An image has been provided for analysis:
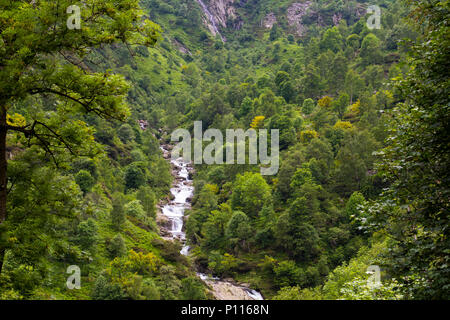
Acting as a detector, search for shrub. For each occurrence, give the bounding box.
[302,98,315,115]
[300,130,319,143]
[181,277,207,300]
[91,275,125,300]
[124,200,145,219]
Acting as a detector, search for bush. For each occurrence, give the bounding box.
[300,130,319,143]
[91,275,125,300]
[5,265,41,297]
[124,275,161,300]
[181,277,207,300]
[124,200,145,219]
[273,260,303,288]
[302,98,315,115]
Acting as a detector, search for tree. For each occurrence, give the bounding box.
[3,159,82,293]
[137,186,156,217]
[108,234,127,258]
[290,168,313,190]
[125,164,146,190]
[322,240,392,300]
[346,34,360,55]
[272,286,303,300]
[360,33,383,66]
[275,71,291,88]
[0,0,160,272]
[346,192,366,218]
[71,158,99,180]
[118,124,136,143]
[111,193,126,231]
[346,191,366,233]
[371,0,450,299]
[320,27,343,53]
[279,80,295,103]
[231,172,271,217]
[269,115,296,150]
[270,24,280,41]
[344,69,365,104]
[290,219,321,261]
[201,204,231,250]
[275,71,294,102]
[331,53,349,93]
[225,211,252,250]
[238,96,253,118]
[76,218,98,250]
[75,170,95,194]
[334,131,379,197]
[332,93,350,119]
[250,115,266,130]
[301,64,323,98]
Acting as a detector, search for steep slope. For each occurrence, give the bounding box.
[1,0,421,300]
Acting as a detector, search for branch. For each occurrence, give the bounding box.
[29,87,124,121]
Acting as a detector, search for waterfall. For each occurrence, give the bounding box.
[159,143,263,300]
[196,0,225,42]
[160,155,194,242]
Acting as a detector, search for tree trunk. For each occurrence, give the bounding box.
[0,106,7,273]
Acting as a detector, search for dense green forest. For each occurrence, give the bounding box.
[0,0,448,300]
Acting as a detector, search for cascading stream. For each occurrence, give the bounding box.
[159,145,193,243]
[159,143,263,300]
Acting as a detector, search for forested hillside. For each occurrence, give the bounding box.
[0,0,448,300]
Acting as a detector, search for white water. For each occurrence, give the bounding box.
[161,155,194,241]
[197,272,221,281]
[180,245,191,256]
[196,0,225,42]
[160,144,263,300]
[246,289,264,301]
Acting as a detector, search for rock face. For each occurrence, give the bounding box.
[262,12,277,29]
[197,274,263,300]
[194,0,366,40]
[207,0,236,28]
[203,280,254,300]
[172,39,191,56]
[333,12,343,26]
[196,0,241,40]
[287,1,313,36]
